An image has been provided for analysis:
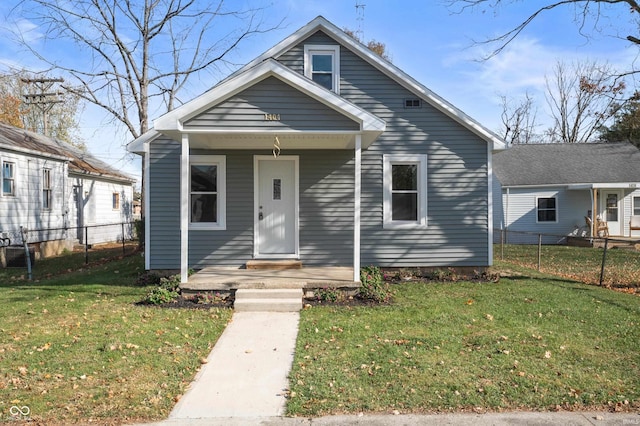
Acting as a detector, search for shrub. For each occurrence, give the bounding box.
[359,265,393,303]
[315,287,342,303]
[144,273,181,305]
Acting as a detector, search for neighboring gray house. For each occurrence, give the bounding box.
[493,142,640,244]
[127,16,505,283]
[0,122,136,259]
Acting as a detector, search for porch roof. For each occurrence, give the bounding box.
[147,59,385,151]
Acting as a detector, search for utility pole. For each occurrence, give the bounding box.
[21,77,64,136]
[355,2,366,40]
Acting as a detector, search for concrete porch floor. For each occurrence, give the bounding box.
[180,266,359,295]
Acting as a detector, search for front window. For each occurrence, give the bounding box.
[304,45,340,93]
[43,168,52,209]
[190,155,226,230]
[383,154,427,228]
[633,196,640,216]
[536,197,557,222]
[2,161,15,196]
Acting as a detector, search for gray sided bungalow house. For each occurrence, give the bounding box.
[127,16,505,283]
[493,142,640,244]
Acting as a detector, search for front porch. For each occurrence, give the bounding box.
[181,266,360,298]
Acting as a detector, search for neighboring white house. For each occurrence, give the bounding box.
[0,122,136,260]
[493,142,640,244]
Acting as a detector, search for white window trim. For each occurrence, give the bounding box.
[535,196,558,223]
[189,155,226,231]
[633,195,640,216]
[2,159,16,197]
[42,168,52,210]
[383,154,428,229]
[303,44,340,94]
[112,192,120,210]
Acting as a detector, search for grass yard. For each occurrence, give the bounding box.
[287,274,640,416]
[497,244,640,290]
[0,250,232,425]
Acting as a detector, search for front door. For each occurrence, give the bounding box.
[601,190,623,236]
[254,156,298,258]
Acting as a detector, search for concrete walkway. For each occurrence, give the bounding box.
[131,311,640,426]
[169,312,299,419]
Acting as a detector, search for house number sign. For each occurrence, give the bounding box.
[264,113,281,121]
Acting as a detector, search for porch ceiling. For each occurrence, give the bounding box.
[186,131,373,150]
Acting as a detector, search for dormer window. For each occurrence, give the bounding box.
[304,45,340,93]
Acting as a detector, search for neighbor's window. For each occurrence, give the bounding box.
[634,196,640,216]
[43,168,52,209]
[304,45,340,93]
[112,192,120,210]
[383,154,427,228]
[536,197,557,222]
[190,155,226,230]
[2,161,15,196]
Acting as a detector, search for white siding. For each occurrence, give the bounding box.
[0,150,68,243]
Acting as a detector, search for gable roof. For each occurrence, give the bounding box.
[151,58,385,148]
[237,16,505,150]
[494,142,640,187]
[0,122,135,184]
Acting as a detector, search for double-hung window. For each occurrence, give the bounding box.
[42,168,52,209]
[304,45,340,93]
[189,155,226,230]
[383,154,428,228]
[633,196,640,216]
[2,161,15,196]
[536,197,557,222]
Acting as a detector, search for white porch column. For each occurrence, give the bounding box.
[180,134,190,283]
[354,134,362,282]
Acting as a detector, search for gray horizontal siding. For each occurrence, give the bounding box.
[299,150,354,266]
[280,30,490,267]
[188,150,253,267]
[148,137,181,269]
[186,149,354,268]
[185,77,358,131]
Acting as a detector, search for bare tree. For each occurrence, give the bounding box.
[10,0,280,139]
[500,92,540,145]
[446,1,640,61]
[545,60,626,143]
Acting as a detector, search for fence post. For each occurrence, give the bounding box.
[121,222,125,255]
[537,234,542,271]
[500,229,504,261]
[20,226,32,281]
[599,238,609,286]
[85,226,89,264]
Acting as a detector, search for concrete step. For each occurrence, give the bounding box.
[234,288,303,312]
[246,260,302,270]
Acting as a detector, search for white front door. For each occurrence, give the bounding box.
[254,156,298,258]
[601,190,623,236]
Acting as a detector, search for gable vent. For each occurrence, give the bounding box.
[404,98,421,108]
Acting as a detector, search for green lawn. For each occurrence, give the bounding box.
[0,251,232,425]
[287,275,640,415]
[496,243,640,289]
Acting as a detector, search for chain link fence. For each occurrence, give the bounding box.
[495,228,640,289]
[1,222,140,276]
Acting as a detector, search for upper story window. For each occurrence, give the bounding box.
[536,197,557,223]
[304,45,340,93]
[383,154,428,229]
[2,161,15,196]
[43,168,52,209]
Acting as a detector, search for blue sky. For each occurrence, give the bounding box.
[1,0,636,183]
